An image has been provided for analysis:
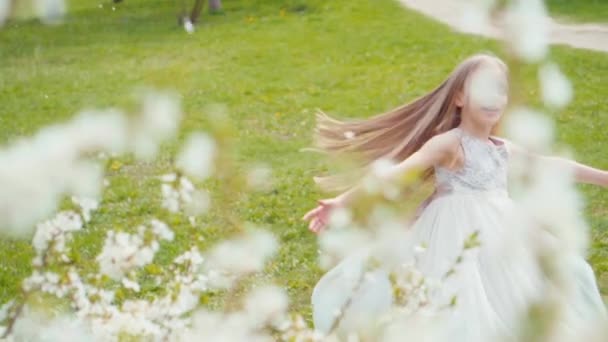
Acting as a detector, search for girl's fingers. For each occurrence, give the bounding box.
[317,212,329,226]
[302,210,313,221]
[308,219,315,230]
[303,201,333,233]
[309,220,318,233]
[313,218,326,233]
[311,218,324,233]
[302,206,321,221]
[304,198,337,222]
[308,218,317,231]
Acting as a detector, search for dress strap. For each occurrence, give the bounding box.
[453,127,469,148]
[452,127,468,164]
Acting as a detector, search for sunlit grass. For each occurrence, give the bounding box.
[546,0,608,23]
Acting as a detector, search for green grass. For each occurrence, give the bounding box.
[0,0,607,320]
[546,0,608,23]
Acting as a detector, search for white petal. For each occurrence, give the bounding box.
[504,107,554,152]
[176,132,216,180]
[539,62,573,109]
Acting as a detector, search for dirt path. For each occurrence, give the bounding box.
[398,0,608,53]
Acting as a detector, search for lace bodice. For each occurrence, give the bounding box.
[434,128,509,194]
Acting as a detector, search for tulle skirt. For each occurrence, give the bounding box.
[311,191,607,340]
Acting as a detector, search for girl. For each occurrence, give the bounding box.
[302,53,608,340]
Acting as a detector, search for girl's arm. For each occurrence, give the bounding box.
[506,141,608,188]
[303,132,458,233]
[335,134,455,205]
[542,157,608,187]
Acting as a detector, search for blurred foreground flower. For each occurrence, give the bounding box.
[0,90,179,237]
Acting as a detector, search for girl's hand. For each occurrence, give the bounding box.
[302,198,343,234]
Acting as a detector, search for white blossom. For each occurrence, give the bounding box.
[371,158,395,180]
[205,229,278,287]
[122,278,141,292]
[131,91,182,160]
[96,230,157,280]
[504,107,554,152]
[178,309,275,342]
[67,109,129,154]
[343,131,356,140]
[388,262,444,312]
[364,158,401,199]
[539,62,573,109]
[459,0,495,33]
[150,219,174,241]
[176,132,216,180]
[504,0,549,62]
[0,117,109,236]
[517,158,589,256]
[185,190,210,216]
[141,91,182,143]
[246,163,273,191]
[503,105,600,339]
[379,309,453,342]
[244,285,289,327]
[170,287,200,316]
[327,206,352,230]
[66,160,104,199]
[318,228,372,270]
[71,196,100,223]
[11,309,96,342]
[178,310,241,341]
[161,183,180,213]
[174,247,204,267]
[89,301,164,340]
[0,93,179,237]
[160,173,177,183]
[180,175,195,194]
[160,174,210,215]
[32,211,83,258]
[22,271,62,295]
[130,133,158,161]
[370,222,417,271]
[276,314,326,341]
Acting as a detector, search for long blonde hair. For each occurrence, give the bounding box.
[311,53,507,192]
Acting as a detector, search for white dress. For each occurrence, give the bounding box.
[311,127,607,340]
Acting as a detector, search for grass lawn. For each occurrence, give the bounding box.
[0,0,607,319]
[546,0,608,23]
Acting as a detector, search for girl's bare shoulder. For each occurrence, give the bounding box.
[424,129,461,152]
[420,129,462,161]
